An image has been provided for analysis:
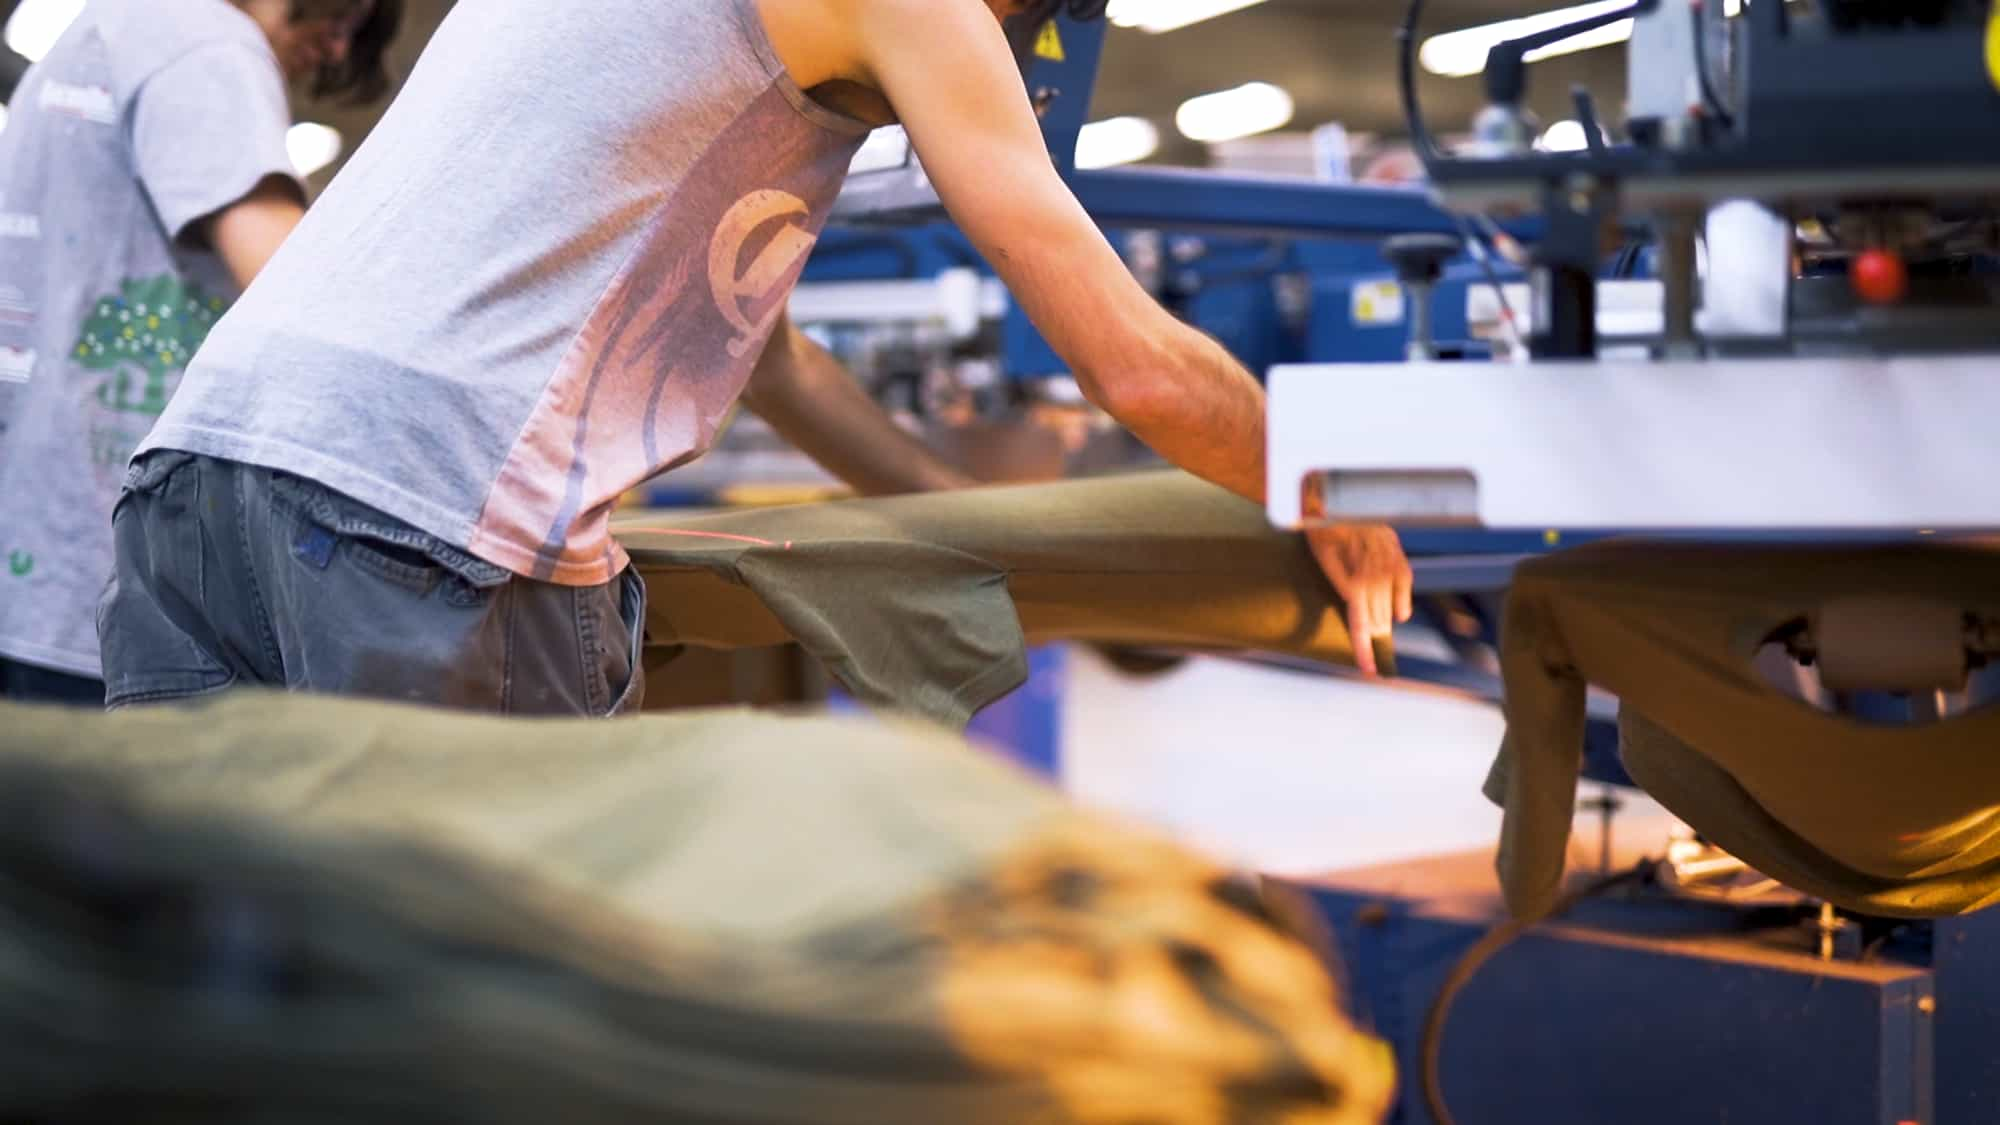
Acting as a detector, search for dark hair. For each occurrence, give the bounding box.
[303,0,404,106]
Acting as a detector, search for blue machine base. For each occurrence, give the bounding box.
[1289,852,1937,1125]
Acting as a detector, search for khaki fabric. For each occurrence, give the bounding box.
[1486,539,2000,921]
[1619,711,2000,918]
[618,471,1388,727]
[1,691,1057,945]
[0,691,1395,1124]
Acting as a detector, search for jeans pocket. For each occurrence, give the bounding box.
[114,451,199,521]
[271,475,512,604]
[122,450,198,495]
[591,568,649,717]
[99,491,235,710]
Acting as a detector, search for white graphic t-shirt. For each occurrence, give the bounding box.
[0,0,298,677]
[145,0,871,586]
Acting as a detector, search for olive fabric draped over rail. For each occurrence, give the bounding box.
[1486,539,2000,922]
[617,470,1388,728]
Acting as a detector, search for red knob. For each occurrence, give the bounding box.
[1851,249,1908,305]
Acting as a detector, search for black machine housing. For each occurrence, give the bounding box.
[1411,0,2000,357]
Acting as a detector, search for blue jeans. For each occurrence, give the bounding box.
[98,452,645,714]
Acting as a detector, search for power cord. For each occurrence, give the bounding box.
[1454,215,1526,356]
[1399,0,1442,166]
[1420,862,1655,1125]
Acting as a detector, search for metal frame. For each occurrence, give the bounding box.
[831,12,1500,241]
[1427,7,2000,216]
[1406,2,2000,362]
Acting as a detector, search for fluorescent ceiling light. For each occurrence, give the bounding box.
[286,122,344,178]
[1420,0,1749,78]
[1106,0,1268,34]
[1175,82,1294,144]
[1074,116,1160,170]
[4,0,84,63]
[1419,0,1631,77]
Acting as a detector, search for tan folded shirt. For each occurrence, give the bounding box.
[1487,539,2000,920]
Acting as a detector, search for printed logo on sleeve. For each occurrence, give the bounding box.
[39,81,117,125]
[0,346,33,383]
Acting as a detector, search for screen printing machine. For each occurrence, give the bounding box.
[742,3,2000,1123]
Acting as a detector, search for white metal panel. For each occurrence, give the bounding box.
[1266,356,2000,530]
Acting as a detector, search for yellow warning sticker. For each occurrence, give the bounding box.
[1034,20,1065,62]
[1350,281,1406,327]
[1987,1,2000,90]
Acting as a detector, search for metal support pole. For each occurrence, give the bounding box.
[1660,210,1702,359]
[1407,280,1438,363]
[1532,179,1612,359]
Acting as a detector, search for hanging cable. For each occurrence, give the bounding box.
[1420,863,1654,1125]
[1454,215,1525,357]
[1399,0,1441,166]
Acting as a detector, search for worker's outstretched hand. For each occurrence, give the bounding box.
[1306,525,1413,677]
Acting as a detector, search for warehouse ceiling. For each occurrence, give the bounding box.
[295,0,1629,186]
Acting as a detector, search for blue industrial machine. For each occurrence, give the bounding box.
[821,7,1543,384]
[804,7,2000,1123]
[1301,858,1940,1125]
[1272,1,2000,1122]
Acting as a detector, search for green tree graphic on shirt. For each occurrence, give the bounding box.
[72,275,227,416]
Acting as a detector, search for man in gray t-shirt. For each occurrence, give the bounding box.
[0,0,399,703]
[102,0,1415,716]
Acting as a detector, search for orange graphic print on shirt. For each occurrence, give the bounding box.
[469,85,857,584]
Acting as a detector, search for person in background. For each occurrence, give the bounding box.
[1359,144,1428,186]
[0,0,400,704]
[100,0,1412,715]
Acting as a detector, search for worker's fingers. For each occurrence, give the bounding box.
[1310,538,1352,601]
[1395,567,1415,624]
[1347,599,1379,678]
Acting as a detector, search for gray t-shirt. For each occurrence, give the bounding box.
[0,0,296,678]
[141,0,871,587]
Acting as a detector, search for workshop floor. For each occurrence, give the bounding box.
[1058,648,1674,878]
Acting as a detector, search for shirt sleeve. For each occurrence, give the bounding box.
[129,39,304,244]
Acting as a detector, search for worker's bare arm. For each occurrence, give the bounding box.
[203,174,307,290]
[742,312,976,495]
[757,0,1412,662]
[850,0,1270,502]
